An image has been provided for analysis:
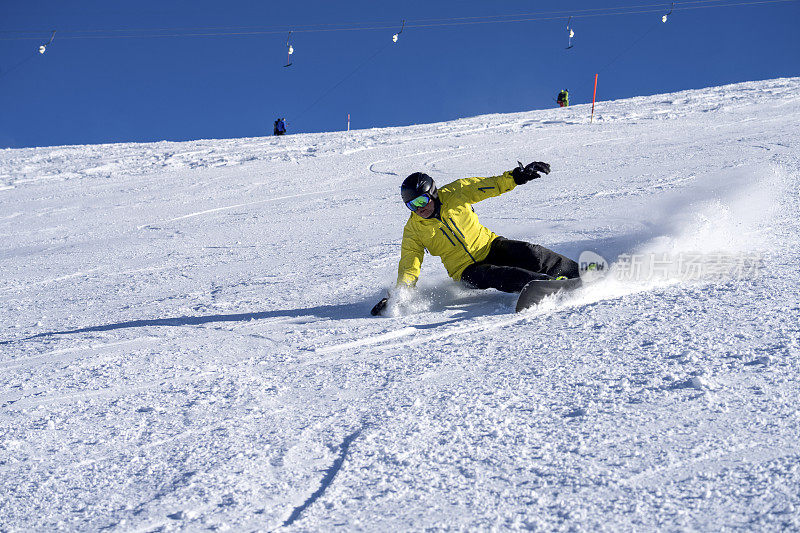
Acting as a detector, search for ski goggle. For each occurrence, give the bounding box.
[405,193,432,211]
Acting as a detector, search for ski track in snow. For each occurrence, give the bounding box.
[0,336,159,371]
[1,78,800,532]
[136,189,339,230]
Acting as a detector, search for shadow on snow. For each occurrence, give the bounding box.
[3,228,668,346]
[1,301,372,344]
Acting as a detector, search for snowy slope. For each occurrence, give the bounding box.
[1,78,799,531]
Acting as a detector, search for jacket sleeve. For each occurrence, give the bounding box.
[396,224,425,287]
[447,172,517,205]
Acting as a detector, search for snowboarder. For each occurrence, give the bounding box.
[557,90,569,107]
[371,163,580,315]
[273,118,287,136]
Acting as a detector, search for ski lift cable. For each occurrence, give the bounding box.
[594,1,673,75]
[0,9,737,41]
[599,0,725,72]
[284,31,293,67]
[0,0,771,36]
[662,1,677,21]
[565,16,575,49]
[0,2,731,36]
[0,52,37,81]
[0,2,792,40]
[295,41,393,125]
[392,20,405,42]
[400,0,798,29]
[0,31,55,82]
[558,18,657,104]
[395,0,770,23]
[0,0,795,41]
[38,30,56,54]
[597,20,662,74]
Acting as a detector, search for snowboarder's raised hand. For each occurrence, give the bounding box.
[511,161,551,185]
[371,296,389,316]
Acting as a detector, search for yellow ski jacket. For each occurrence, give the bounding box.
[397,172,517,287]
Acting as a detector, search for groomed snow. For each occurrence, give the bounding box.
[1,78,799,531]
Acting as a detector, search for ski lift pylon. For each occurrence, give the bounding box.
[392,20,405,43]
[284,31,293,67]
[39,30,56,55]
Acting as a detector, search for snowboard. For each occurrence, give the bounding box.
[515,277,583,312]
[371,297,389,316]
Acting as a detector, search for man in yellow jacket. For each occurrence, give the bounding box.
[371,162,579,315]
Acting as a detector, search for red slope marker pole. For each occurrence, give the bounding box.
[591,73,598,123]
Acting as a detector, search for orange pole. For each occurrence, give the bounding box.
[591,73,598,123]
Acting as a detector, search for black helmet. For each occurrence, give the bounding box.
[400,172,438,204]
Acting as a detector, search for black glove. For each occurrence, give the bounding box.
[371,296,389,316]
[511,161,551,185]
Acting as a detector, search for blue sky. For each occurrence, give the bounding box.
[1,1,798,148]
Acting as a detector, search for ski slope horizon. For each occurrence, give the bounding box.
[1,77,800,531]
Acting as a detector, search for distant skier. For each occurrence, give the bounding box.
[371,163,580,315]
[557,89,569,107]
[273,117,287,136]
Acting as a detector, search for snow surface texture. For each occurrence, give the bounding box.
[1,78,799,531]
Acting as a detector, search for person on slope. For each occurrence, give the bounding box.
[557,89,569,107]
[371,163,580,316]
[273,117,287,136]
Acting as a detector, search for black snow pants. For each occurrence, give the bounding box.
[460,237,580,293]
